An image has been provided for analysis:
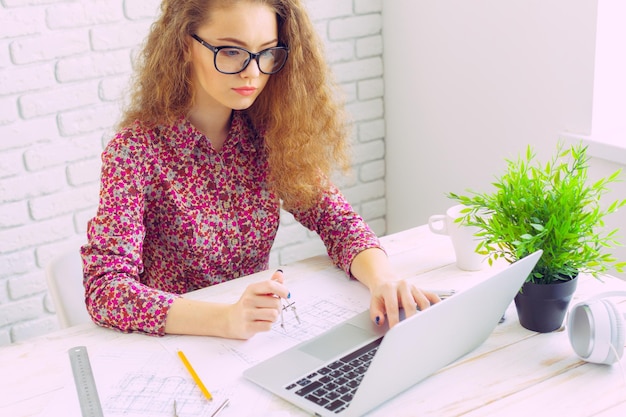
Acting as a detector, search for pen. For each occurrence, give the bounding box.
[177,350,213,401]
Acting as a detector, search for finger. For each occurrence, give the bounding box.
[423,290,442,305]
[256,294,283,310]
[238,297,281,331]
[370,301,386,327]
[383,287,401,328]
[250,306,281,324]
[398,281,418,309]
[251,279,289,299]
[412,287,432,312]
[268,269,289,298]
[398,282,419,320]
[368,284,389,327]
[271,269,284,284]
[239,289,282,312]
[241,317,277,336]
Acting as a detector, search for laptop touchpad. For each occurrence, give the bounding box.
[299,323,376,362]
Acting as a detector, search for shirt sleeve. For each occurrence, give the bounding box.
[288,184,383,276]
[81,131,178,336]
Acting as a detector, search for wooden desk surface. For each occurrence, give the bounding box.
[2,225,626,416]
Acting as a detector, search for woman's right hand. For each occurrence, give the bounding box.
[226,270,289,339]
[164,270,289,339]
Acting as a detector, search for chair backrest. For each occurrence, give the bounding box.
[45,249,92,328]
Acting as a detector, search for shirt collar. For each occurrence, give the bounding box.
[168,111,259,154]
[229,111,260,153]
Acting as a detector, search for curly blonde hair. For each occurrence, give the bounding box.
[119,0,351,209]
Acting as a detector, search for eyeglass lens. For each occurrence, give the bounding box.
[215,47,288,74]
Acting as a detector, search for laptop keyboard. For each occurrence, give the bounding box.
[284,337,383,414]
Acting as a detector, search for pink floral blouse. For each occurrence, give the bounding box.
[81,111,381,335]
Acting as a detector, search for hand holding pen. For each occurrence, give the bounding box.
[227,269,289,339]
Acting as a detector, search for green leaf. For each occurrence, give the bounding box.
[446,141,625,284]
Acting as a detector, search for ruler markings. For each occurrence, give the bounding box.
[68,346,104,417]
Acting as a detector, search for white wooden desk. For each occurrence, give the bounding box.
[2,225,626,416]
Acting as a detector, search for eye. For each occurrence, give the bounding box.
[220,48,244,58]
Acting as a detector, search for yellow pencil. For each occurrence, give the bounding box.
[177,350,213,401]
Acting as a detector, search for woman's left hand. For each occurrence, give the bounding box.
[367,279,440,328]
[350,248,440,329]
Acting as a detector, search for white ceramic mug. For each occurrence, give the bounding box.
[428,205,485,271]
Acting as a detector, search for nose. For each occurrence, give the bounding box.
[240,57,261,78]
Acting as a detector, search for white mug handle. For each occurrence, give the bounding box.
[428,214,448,235]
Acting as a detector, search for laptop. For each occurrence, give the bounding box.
[244,250,542,416]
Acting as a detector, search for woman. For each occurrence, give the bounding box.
[81,0,439,339]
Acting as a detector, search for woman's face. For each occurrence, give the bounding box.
[190,2,278,113]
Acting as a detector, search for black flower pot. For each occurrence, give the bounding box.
[514,276,578,333]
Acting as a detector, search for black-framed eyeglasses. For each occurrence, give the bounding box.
[191,34,289,75]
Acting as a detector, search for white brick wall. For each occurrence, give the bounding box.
[0,0,386,344]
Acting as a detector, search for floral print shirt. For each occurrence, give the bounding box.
[81,111,381,336]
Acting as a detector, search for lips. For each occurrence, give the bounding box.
[233,86,257,96]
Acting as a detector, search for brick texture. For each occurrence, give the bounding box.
[0,0,386,344]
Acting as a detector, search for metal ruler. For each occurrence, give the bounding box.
[68,346,104,417]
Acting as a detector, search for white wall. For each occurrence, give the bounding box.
[383,0,598,230]
[592,0,626,147]
[383,0,626,278]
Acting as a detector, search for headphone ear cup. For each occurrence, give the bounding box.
[603,300,625,364]
[568,301,597,361]
[568,299,625,365]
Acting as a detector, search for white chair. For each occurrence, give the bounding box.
[45,249,92,328]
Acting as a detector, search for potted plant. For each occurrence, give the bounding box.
[449,142,626,332]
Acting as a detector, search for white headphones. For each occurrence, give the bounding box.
[567,291,626,365]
